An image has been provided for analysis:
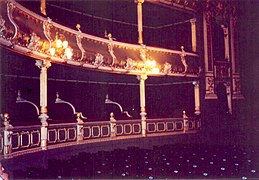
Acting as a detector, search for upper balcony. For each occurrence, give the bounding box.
[0,0,200,77]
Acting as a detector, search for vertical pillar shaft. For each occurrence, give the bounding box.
[40,0,46,15]
[221,25,230,61]
[225,83,232,114]
[190,18,197,52]
[193,81,201,115]
[229,16,236,73]
[35,60,51,150]
[137,74,147,136]
[136,0,144,44]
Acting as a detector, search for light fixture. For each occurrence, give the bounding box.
[49,33,73,60]
[141,59,160,74]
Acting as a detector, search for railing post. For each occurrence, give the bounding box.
[183,111,188,133]
[76,113,84,141]
[1,113,13,158]
[110,112,117,138]
[35,60,51,150]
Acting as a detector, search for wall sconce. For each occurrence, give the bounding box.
[49,33,73,60]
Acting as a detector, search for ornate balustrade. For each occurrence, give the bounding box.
[0,0,200,77]
[0,117,200,159]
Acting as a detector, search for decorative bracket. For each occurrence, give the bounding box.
[105,94,132,117]
[106,33,117,66]
[180,46,188,73]
[55,92,87,122]
[7,2,18,40]
[16,90,40,115]
[43,17,53,53]
[76,24,86,61]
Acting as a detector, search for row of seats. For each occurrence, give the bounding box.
[12,144,258,179]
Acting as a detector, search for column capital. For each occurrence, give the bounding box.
[35,60,51,70]
[192,81,199,86]
[190,18,196,24]
[137,74,148,81]
[135,0,144,4]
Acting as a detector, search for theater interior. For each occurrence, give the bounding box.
[0,0,258,179]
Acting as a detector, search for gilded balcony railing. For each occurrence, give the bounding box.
[0,116,201,159]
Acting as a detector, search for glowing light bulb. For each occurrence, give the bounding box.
[145,59,152,68]
[56,39,62,48]
[65,48,73,59]
[50,48,55,56]
[62,41,68,48]
[151,60,156,67]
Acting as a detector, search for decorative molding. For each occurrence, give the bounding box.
[163,62,172,75]
[0,15,7,38]
[232,74,244,99]
[125,58,136,70]
[27,32,41,51]
[205,74,217,99]
[94,53,104,67]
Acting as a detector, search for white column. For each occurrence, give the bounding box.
[35,60,51,150]
[136,0,144,44]
[225,82,232,114]
[229,16,236,73]
[193,81,201,115]
[137,74,147,136]
[190,18,197,52]
[221,25,230,62]
[203,12,209,72]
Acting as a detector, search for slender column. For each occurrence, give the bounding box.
[225,82,232,114]
[40,0,46,15]
[137,74,147,136]
[229,16,236,73]
[35,60,51,150]
[190,18,197,52]
[221,25,230,62]
[136,0,144,44]
[193,81,201,115]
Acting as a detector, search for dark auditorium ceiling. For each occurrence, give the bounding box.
[17,0,195,32]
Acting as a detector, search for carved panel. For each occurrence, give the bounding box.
[205,74,217,99]
[232,74,244,99]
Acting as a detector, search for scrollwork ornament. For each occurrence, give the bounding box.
[163,62,172,75]
[207,77,214,93]
[43,17,53,52]
[7,2,18,40]
[27,32,41,51]
[76,24,86,61]
[125,58,136,70]
[94,53,104,67]
[180,46,188,73]
[107,33,116,66]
